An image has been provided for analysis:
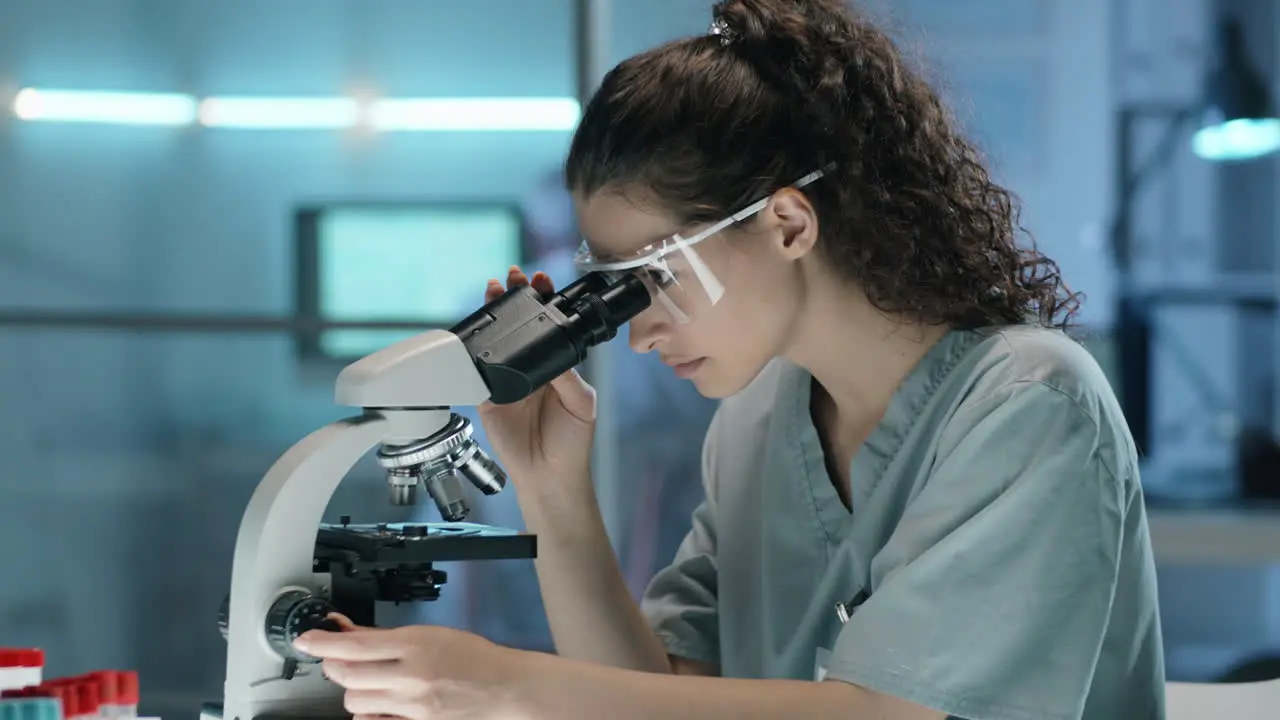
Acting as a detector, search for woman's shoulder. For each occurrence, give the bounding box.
[930,326,1142,501]
[710,326,1117,429]
[961,325,1115,411]
[945,326,1134,464]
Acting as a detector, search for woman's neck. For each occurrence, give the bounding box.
[783,279,950,429]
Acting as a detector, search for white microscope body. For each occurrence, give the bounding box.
[206,270,651,720]
[216,330,491,720]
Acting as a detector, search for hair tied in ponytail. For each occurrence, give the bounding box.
[708,17,737,46]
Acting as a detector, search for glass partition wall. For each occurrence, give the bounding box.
[0,1,719,715]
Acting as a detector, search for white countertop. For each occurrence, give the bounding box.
[1149,507,1280,566]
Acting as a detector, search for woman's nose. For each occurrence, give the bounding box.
[628,305,669,354]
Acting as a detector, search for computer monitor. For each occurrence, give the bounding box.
[295,202,525,362]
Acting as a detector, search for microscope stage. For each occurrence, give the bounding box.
[316,521,537,564]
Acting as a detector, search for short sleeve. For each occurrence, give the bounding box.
[638,411,722,666]
[826,382,1127,720]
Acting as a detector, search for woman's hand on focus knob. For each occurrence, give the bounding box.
[476,266,598,488]
[298,613,534,720]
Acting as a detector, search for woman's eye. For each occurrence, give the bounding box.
[646,267,676,288]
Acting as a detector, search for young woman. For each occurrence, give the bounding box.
[298,1,1166,718]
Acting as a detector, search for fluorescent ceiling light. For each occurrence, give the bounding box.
[369,97,580,131]
[11,88,197,126]
[199,97,360,129]
[11,88,579,132]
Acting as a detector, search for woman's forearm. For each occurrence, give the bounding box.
[516,469,673,673]
[511,651,937,720]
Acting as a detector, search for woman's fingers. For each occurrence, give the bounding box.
[530,271,555,296]
[485,279,503,303]
[325,612,360,632]
[485,267,550,305]
[507,265,530,290]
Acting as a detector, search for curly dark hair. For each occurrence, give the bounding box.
[565,0,1080,330]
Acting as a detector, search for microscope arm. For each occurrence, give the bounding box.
[223,409,465,720]
[217,273,650,720]
[223,331,490,720]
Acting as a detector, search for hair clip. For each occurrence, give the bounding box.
[708,17,736,46]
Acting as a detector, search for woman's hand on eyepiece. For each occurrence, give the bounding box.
[475,266,598,491]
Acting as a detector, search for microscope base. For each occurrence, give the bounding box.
[211,523,537,720]
[201,702,350,720]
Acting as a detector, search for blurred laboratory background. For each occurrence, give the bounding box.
[1,0,1279,715]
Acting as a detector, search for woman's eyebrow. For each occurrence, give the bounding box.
[585,228,679,258]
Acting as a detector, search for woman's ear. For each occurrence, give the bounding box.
[763,188,819,260]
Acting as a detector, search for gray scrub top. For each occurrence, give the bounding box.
[640,326,1166,720]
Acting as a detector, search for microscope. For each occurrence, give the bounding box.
[202,271,650,720]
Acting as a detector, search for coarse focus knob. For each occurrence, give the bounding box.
[264,590,339,667]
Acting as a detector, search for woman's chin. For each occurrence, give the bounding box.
[686,359,758,400]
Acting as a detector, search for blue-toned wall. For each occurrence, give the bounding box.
[0,3,722,714]
[5,0,1273,716]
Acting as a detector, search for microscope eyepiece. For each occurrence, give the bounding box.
[375,271,648,522]
[562,272,651,348]
[452,271,651,405]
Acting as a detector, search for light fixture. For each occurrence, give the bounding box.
[1191,16,1280,162]
[198,96,361,129]
[11,89,198,126]
[368,97,580,132]
[10,88,580,132]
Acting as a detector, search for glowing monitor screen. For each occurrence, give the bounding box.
[296,203,523,360]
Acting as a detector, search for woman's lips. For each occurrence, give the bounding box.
[670,358,706,379]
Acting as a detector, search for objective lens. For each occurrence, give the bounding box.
[386,467,419,506]
[422,469,469,522]
[456,445,507,495]
[374,414,503,522]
